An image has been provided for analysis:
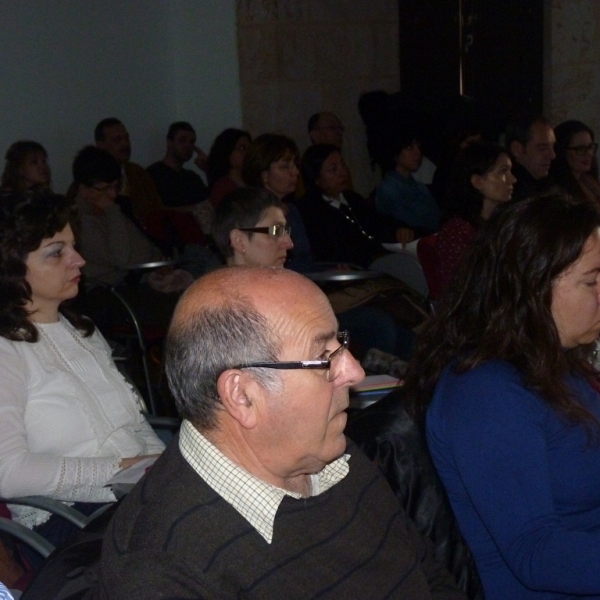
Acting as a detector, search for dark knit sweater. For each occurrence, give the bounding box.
[94,437,464,599]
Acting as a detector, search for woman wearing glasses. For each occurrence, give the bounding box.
[550,120,600,202]
[213,187,293,268]
[242,133,314,273]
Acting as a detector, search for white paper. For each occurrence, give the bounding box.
[105,456,159,486]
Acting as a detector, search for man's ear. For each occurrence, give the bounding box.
[510,140,524,160]
[216,369,258,429]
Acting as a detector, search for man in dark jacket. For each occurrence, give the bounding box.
[506,114,556,201]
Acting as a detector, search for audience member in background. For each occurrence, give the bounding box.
[303,111,352,196]
[146,121,209,210]
[96,266,465,599]
[94,118,164,222]
[214,188,417,362]
[206,128,251,207]
[72,146,190,329]
[299,144,391,267]
[0,192,164,556]
[376,131,441,243]
[406,193,600,599]
[437,142,516,291]
[431,124,483,209]
[1,141,52,193]
[242,133,313,273]
[213,187,293,268]
[506,114,555,201]
[550,119,600,203]
[308,111,345,147]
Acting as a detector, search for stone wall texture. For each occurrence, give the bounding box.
[236,0,400,196]
[548,0,600,136]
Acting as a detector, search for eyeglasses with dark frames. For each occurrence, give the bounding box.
[238,225,292,237]
[567,143,599,156]
[90,181,120,194]
[231,330,349,383]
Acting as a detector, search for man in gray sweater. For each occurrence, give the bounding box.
[95,267,465,600]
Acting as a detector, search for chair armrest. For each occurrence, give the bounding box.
[2,497,112,529]
[0,516,55,558]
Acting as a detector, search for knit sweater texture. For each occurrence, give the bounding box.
[95,437,464,599]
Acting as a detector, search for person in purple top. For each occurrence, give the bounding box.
[405,193,600,599]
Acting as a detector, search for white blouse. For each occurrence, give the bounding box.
[0,316,165,528]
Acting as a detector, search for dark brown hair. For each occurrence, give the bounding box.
[242,133,299,188]
[1,141,49,192]
[0,191,93,342]
[550,120,599,200]
[405,192,600,430]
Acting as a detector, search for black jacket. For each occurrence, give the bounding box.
[346,389,484,600]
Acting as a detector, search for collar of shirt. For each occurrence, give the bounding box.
[322,192,347,209]
[179,419,350,544]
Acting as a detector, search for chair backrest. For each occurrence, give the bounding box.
[369,252,429,299]
[416,234,442,301]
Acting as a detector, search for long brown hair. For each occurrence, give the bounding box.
[405,193,600,430]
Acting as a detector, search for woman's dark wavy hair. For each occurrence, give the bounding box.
[443,142,509,224]
[0,191,94,342]
[300,143,342,196]
[405,192,600,432]
[206,128,251,189]
[1,140,49,192]
[550,120,599,201]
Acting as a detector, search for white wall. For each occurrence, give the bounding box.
[0,0,242,192]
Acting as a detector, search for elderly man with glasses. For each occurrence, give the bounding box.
[95,266,465,600]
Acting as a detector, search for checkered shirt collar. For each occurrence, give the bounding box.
[179,419,350,543]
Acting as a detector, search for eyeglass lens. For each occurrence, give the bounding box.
[569,143,599,155]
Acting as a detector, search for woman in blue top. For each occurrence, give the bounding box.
[404,193,600,599]
[375,129,440,243]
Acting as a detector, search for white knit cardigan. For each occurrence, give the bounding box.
[0,316,165,528]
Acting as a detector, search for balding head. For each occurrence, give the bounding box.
[308,112,344,147]
[166,267,331,430]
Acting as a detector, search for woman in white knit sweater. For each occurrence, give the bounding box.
[0,191,164,548]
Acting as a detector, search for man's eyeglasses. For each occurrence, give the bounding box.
[567,143,599,155]
[231,330,349,383]
[238,225,292,237]
[90,181,120,194]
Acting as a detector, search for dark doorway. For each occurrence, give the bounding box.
[398,0,544,135]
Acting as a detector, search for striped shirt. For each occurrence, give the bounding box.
[0,582,14,600]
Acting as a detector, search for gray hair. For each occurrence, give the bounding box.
[165,293,283,430]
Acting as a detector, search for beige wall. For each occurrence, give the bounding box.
[236,0,399,196]
[547,0,600,135]
[237,0,600,197]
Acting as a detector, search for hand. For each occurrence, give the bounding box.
[194,146,208,172]
[395,227,415,246]
[119,454,161,470]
